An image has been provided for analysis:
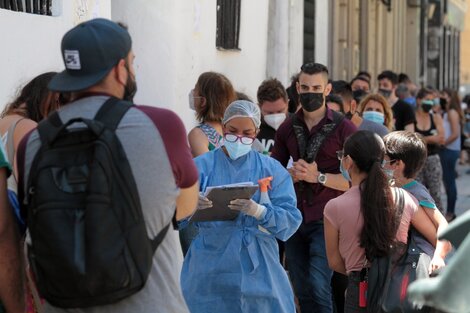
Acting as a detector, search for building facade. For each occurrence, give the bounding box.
[1,0,466,131]
[316,0,467,89]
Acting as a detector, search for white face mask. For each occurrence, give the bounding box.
[188,89,196,111]
[264,113,287,130]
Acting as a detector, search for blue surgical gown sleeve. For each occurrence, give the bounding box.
[256,159,302,241]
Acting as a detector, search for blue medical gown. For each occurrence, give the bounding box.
[181,149,302,313]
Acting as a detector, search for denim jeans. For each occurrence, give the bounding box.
[285,221,333,313]
[439,148,459,214]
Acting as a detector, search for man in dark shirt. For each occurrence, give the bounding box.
[256,78,289,154]
[271,63,356,313]
[377,70,416,131]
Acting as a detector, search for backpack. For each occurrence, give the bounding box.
[366,188,431,313]
[24,97,170,308]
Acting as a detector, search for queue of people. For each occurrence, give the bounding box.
[0,17,466,313]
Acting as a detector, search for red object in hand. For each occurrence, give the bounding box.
[359,281,368,308]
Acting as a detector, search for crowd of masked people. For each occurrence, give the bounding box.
[0,18,467,313]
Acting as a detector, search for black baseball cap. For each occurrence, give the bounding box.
[48,18,132,92]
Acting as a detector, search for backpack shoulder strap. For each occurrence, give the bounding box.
[151,222,171,251]
[94,97,133,130]
[36,111,64,147]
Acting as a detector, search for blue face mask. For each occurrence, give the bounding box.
[383,168,394,180]
[363,111,385,125]
[340,159,351,182]
[404,97,416,109]
[224,141,252,160]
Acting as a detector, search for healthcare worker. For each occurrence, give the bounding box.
[181,100,302,313]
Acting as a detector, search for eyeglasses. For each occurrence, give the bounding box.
[336,150,345,161]
[383,159,397,165]
[224,133,255,145]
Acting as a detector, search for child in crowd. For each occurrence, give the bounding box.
[383,131,452,269]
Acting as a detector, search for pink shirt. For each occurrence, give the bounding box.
[324,186,418,274]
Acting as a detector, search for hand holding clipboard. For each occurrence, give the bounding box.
[190,184,259,222]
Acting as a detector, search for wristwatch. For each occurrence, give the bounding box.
[318,172,327,185]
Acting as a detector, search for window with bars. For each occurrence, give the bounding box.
[216,0,241,50]
[0,0,53,16]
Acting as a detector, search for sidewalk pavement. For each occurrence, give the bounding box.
[450,163,470,217]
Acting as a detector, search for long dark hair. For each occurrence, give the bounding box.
[2,72,60,122]
[443,88,464,125]
[343,131,398,260]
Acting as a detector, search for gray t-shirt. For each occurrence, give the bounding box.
[358,119,389,137]
[403,180,436,256]
[19,96,198,313]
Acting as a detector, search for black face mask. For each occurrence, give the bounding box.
[422,103,433,113]
[439,97,447,111]
[352,89,368,103]
[378,88,392,99]
[344,111,354,120]
[299,92,324,112]
[123,66,137,102]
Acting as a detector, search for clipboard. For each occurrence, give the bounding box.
[190,185,259,222]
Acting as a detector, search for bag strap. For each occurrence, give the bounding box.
[150,222,170,252]
[394,187,405,222]
[94,97,133,130]
[36,97,132,145]
[5,118,25,165]
[292,110,344,163]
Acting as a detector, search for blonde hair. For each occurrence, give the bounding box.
[358,93,394,130]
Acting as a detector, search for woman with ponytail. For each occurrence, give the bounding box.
[323,130,438,313]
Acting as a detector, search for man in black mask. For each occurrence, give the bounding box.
[377,70,416,131]
[271,63,356,313]
[331,80,389,137]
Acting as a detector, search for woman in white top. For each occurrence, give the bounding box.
[439,88,464,221]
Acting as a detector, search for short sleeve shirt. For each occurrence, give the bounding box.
[392,99,416,131]
[0,141,11,176]
[359,119,389,137]
[324,186,417,273]
[402,180,436,256]
[17,95,198,313]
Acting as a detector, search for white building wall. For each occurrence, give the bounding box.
[1,0,286,132]
[112,0,270,131]
[315,0,330,66]
[0,0,111,112]
[266,0,304,87]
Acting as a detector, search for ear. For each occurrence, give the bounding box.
[115,59,128,86]
[200,96,207,109]
[342,155,352,170]
[296,81,301,95]
[324,83,332,96]
[350,100,357,114]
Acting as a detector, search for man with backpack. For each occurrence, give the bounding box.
[271,63,356,313]
[17,18,199,312]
